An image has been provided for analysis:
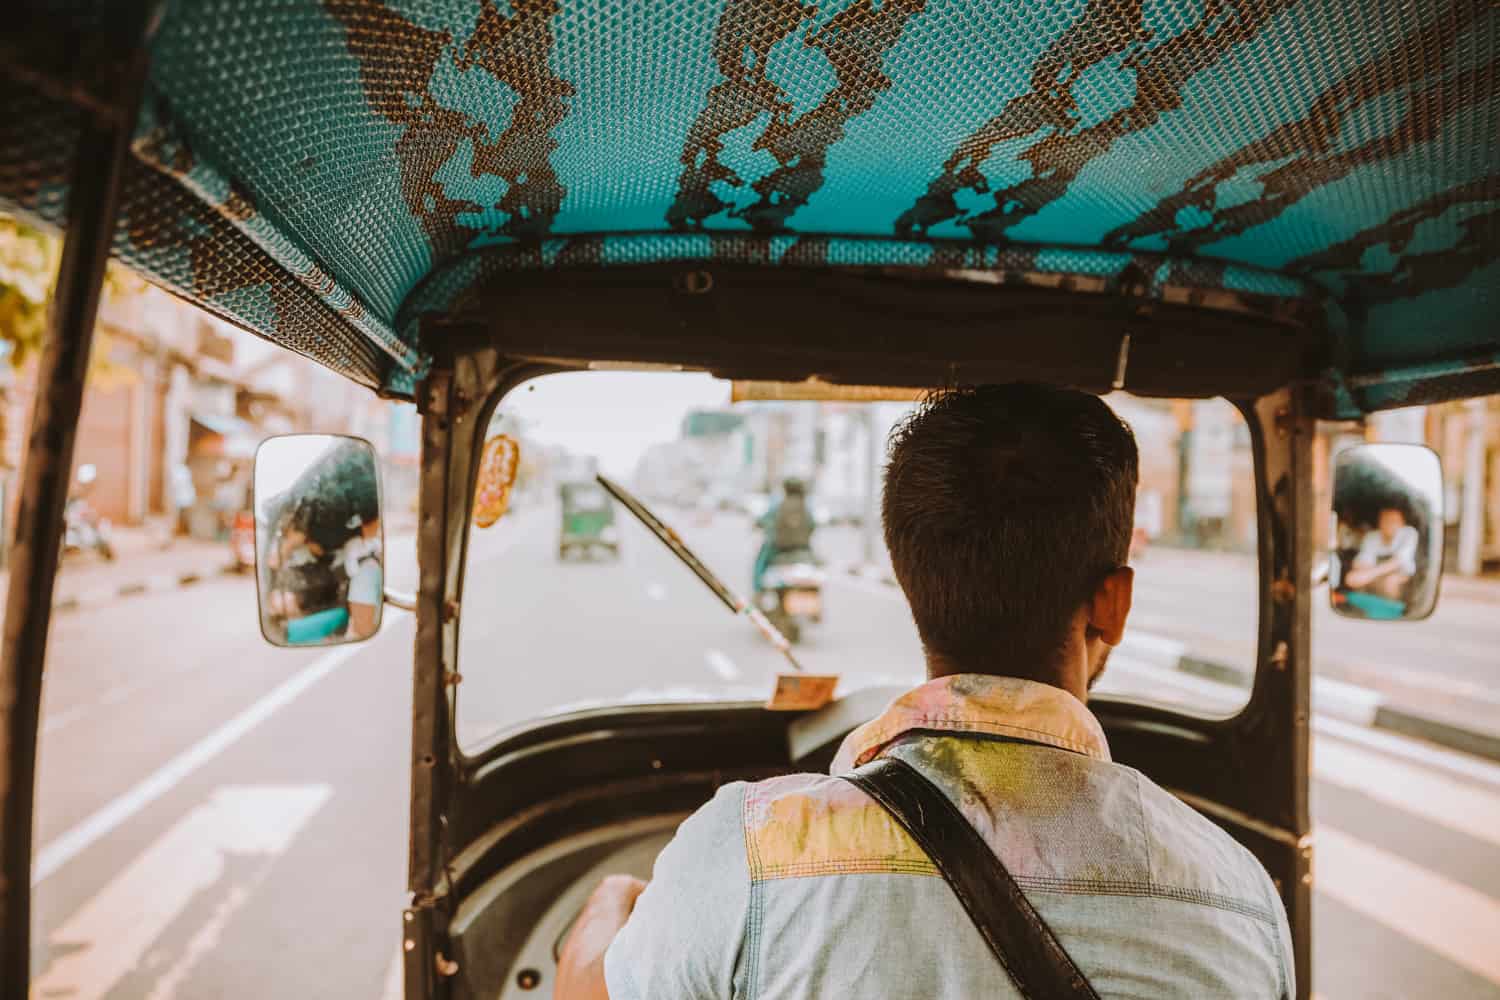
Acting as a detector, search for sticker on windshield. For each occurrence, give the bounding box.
[767,673,839,712]
[473,434,520,529]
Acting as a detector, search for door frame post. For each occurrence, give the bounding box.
[0,6,158,986]
[1251,387,1316,998]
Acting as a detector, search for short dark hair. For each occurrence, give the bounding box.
[882,384,1138,677]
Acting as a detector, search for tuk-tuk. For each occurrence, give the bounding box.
[1,2,1496,997]
[558,481,620,561]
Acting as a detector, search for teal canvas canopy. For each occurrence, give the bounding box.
[3,0,1496,409]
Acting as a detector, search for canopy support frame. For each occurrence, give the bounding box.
[0,4,159,986]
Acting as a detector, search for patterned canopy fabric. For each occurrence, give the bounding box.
[2,0,1496,405]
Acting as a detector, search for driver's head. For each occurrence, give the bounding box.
[1377,507,1407,539]
[783,478,807,496]
[883,384,1137,696]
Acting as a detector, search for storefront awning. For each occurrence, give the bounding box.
[189,412,259,461]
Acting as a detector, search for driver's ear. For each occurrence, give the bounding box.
[1088,567,1134,647]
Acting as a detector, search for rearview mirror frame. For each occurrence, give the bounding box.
[1328,442,1444,623]
[253,434,385,647]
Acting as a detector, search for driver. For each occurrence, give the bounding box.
[1343,506,1419,601]
[557,384,1292,999]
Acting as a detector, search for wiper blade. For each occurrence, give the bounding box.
[596,474,805,673]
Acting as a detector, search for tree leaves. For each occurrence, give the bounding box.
[0,212,146,371]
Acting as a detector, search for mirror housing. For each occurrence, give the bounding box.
[1328,443,1444,622]
[254,435,384,646]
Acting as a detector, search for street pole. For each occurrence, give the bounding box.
[1457,398,1487,576]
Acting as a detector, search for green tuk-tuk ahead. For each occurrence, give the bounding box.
[558,482,620,561]
[2,1,1497,997]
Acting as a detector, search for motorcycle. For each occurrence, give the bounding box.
[62,465,114,561]
[754,548,825,644]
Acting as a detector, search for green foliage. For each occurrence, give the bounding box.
[0,212,146,374]
[0,215,58,365]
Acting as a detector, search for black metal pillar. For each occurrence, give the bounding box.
[1252,388,1316,999]
[0,10,155,988]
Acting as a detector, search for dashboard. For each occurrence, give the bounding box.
[444,686,905,999]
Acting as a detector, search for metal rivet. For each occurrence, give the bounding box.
[517,968,542,990]
[680,270,713,294]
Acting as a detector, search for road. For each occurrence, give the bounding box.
[28,502,1500,998]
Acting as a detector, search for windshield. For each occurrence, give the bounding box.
[455,373,1257,751]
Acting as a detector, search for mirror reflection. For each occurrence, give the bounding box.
[254,435,384,646]
[1329,443,1444,621]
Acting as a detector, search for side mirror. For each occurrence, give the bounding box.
[1328,443,1444,622]
[254,435,384,646]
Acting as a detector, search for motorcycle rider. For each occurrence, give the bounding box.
[63,464,114,561]
[752,477,815,594]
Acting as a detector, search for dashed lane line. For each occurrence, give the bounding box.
[1318,825,1500,987]
[1315,736,1500,850]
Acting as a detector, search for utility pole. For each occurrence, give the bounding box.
[1457,398,1487,576]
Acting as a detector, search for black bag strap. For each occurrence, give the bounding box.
[843,756,1101,1000]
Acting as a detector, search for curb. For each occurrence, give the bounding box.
[1168,651,1500,764]
[54,565,237,614]
[1371,705,1500,763]
[841,561,1500,765]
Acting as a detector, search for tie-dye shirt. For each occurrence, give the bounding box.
[606,673,1294,999]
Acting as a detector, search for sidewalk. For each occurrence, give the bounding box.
[1,517,424,614]
[18,524,239,612]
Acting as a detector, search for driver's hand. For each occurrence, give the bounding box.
[556,875,648,1000]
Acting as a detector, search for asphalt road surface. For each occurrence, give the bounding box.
[29,502,1500,998]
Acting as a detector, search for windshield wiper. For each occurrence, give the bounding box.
[596,474,805,673]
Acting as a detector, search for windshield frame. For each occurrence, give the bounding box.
[413,342,1311,990]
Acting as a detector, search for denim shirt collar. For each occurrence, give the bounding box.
[830,673,1112,774]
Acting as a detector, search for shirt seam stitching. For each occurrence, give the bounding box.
[749,863,1277,925]
[1258,852,1291,999]
[1136,770,1154,887]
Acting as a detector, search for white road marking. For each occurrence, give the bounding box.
[41,702,93,736]
[1367,664,1500,709]
[30,618,404,886]
[646,583,667,602]
[34,785,330,999]
[1317,825,1500,985]
[704,649,740,680]
[1313,715,1500,790]
[1316,736,1500,849]
[143,883,250,1000]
